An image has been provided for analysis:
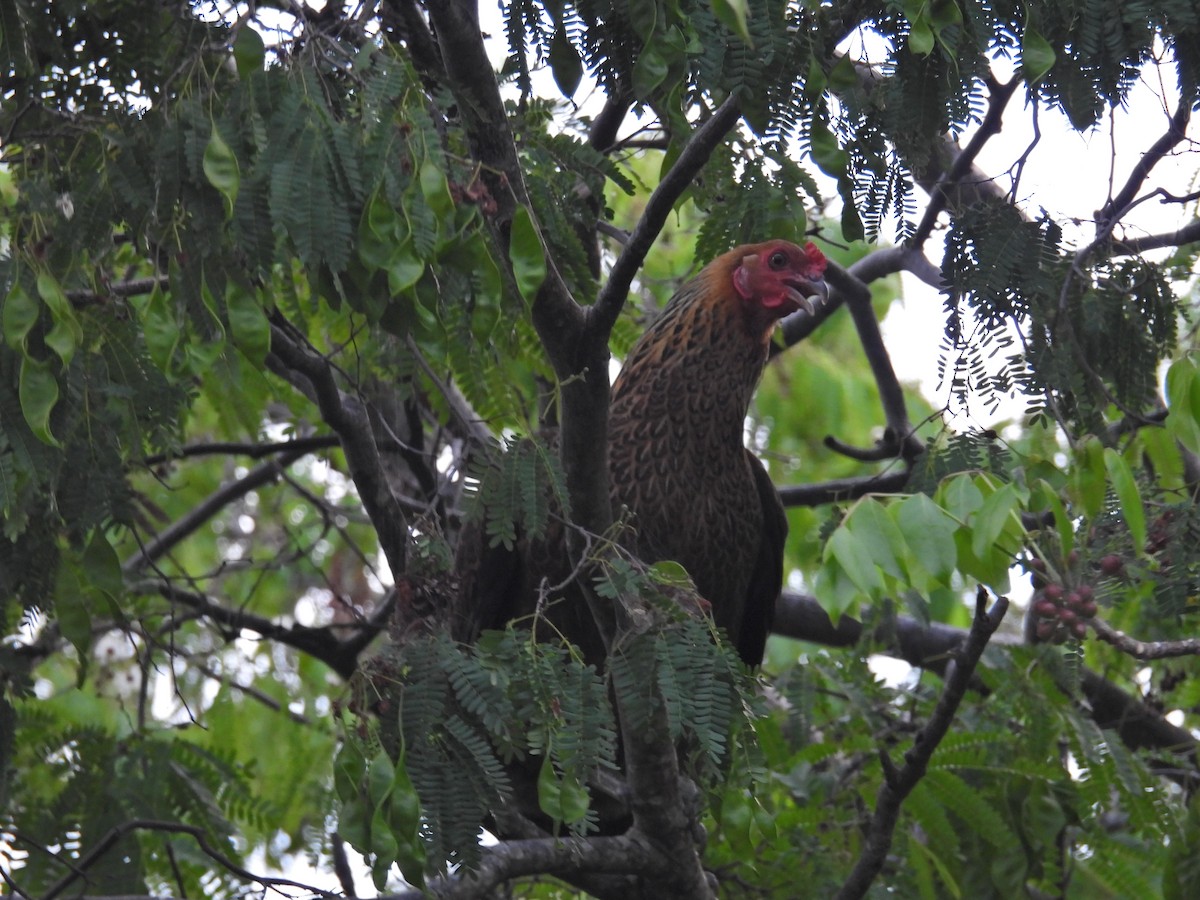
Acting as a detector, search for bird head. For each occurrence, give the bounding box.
[732,240,828,318]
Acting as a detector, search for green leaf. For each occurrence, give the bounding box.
[19,354,60,445]
[537,756,590,825]
[232,25,265,77]
[387,245,427,295]
[226,283,270,364]
[1071,436,1107,518]
[1021,25,1056,83]
[419,156,453,220]
[39,272,82,366]
[1032,479,1073,558]
[548,26,582,98]
[845,500,905,580]
[908,19,935,56]
[938,473,983,523]
[891,494,958,585]
[55,563,92,658]
[632,46,669,99]
[971,482,1021,560]
[3,284,39,352]
[203,125,240,215]
[508,205,546,304]
[81,531,124,599]
[809,121,848,178]
[140,286,181,375]
[1166,357,1200,455]
[826,526,883,596]
[711,0,752,45]
[1104,448,1146,555]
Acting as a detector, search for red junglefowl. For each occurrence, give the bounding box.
[456,239,828,666]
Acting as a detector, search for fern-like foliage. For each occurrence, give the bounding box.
[463,435,571,550]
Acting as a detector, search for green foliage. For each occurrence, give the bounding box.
[3,1,1200,897]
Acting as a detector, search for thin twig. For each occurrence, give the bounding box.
[834,588,1008,900]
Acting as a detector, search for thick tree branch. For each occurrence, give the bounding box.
[910,77,1019,250]
[138,581,375,679]
[771,591,1199,772]
[1096,96,1193,236]
[66,274,169,306]
[824,260,924,461]
[835,588,1008,900]
[384,834,658,900]
[142,435,337,466]
[268,316,409,577]
[1090,617,1200,659]
[122,445,310,575]
[1112,217,1200,255]
[590,95,743,338]
[778,468,910,507]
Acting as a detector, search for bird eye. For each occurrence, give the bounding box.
[768,250,788,269]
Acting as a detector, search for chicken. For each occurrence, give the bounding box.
[606,239,828,664]
[456,239,828,666]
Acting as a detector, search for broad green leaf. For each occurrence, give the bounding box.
[632,45,669,99]
[971,483,1021,560]
[938,473,983,523]
[387,245,426,294]
[226,282,270,364]
[82,530,124,599]
[419,156,453,220]
[826,527,884,596]
[55,563,92,658]
[140,285,181,373]
[1071,436,1107,518]
[1021,25,1056,83]
[203,125,240,215]
[845,500,904,580]
[891,493,957,585]
[232,25,265,77]
[19,354,60,445]
[508,205,546,304]
[908,20,935,56]
[37,271,82,366]
[1104,448,1146,554]
[548,26,582,97]
[809,121,848,177]
[1031,479,1073,557]
[358,190,400,270]
[368,804,399,886]
[1166,357,1200,455]
[711,0,752,45]
[3,284,39,352]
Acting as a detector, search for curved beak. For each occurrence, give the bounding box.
[783,276,829,315]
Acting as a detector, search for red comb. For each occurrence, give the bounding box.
[802,241,828,275]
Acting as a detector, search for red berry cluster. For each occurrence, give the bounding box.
[1026,550,1122,643]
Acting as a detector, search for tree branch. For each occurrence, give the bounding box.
[135,580,379,680]
[589,95,743,338]
[383,834,658,900]
[36,819,333,900]
[1096,95,1193,236]
[835,588,1008,900]
[267,315,409,578]
[142,435,338,467]
[771,590,1199,774]
[910,77,1019,250]
[122,445,311,575]
[824,259,924,461]
[1090,617,1200,659]
[778,468,910,507]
